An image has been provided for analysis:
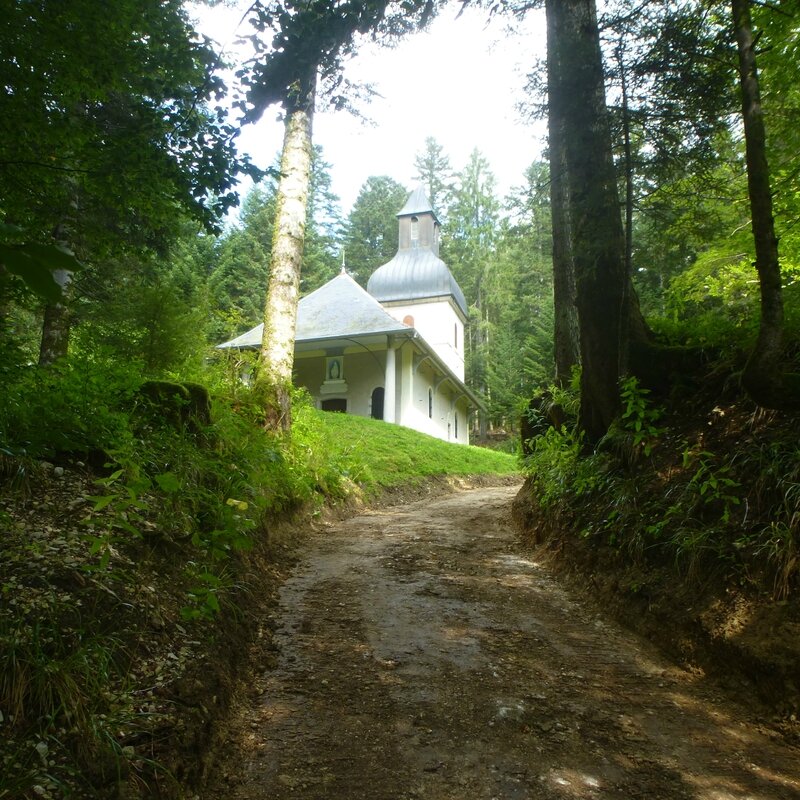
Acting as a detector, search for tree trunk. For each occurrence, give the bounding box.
[547,0,628,441]
[257,72,316,431]
[38,266,72,366]
[617,42,634,285]
[547,1,580,388]
[732,0,800,409]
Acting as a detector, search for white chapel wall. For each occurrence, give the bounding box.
[382,298,465,380]
[294,345,469,444]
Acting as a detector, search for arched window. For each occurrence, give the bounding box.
[428,387,433,419]
[410,216,419,246]
[454,412,458,439]
[454,323,458,349]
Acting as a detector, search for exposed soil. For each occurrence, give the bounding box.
[203,484,800,800]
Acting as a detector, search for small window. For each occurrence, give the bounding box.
[411,216,419,246]
[428,388,433,419]
[454,323,458,349]
[403,314,414,327]
[455,413,458,439]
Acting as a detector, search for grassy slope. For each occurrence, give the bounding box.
[313,410,519,492]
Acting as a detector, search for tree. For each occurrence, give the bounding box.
[545,0,628,440]
[256,68,317,430]
[482,163,555,427]
[342,176,409,284]
[0,0,252,363]
[545,7,579,387]
[732,0,800,409]
[444,149,500,309]
[302,147,344,294]
[412,137,455,221]
[210,186,278,341]
[442,149,500,429]
[240,0,437,431]
[600,0,736,315]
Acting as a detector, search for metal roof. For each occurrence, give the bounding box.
[214,270,484,411]
[295,270,411,340]
[366,248,469,318]
[217,271,411,350]
[398,184,439,221]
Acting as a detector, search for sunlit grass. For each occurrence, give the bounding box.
[312,410,519,493]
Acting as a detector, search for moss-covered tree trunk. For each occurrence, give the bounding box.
[38,276,71,365]
[732,0,800,409]
[37,220,76,366]
[546,0,628,440]
[257,72,316,431]
[546,1,580,388]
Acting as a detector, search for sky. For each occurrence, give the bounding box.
[193,2,548,217]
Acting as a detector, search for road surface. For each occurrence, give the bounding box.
[205,485,800,800]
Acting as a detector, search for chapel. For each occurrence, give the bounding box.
[218,186,482,444]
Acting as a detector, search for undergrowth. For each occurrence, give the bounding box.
[0,353,516,798]
[522,375,800,599]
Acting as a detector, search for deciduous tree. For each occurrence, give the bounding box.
[732,0,800,409]
[0,0,252,363]
[241,0,436,431]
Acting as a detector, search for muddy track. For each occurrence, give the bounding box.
[204,485,800,799]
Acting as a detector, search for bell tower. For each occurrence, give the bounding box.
[397,185,441,255]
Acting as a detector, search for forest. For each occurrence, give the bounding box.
[1,0,800,796]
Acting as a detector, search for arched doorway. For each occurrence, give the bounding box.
[371,387,385,420]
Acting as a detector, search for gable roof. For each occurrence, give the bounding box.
[215,271,485,411]
[217,271,411,350]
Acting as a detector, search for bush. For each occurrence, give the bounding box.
[0,352,139,459]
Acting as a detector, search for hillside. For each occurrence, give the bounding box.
[513,380,800,731]
[0,395,517,800]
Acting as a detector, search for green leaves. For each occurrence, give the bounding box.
[154,471,181,494]
[240,0,438,117]
[619,376,664,457]
[0,0,249,267]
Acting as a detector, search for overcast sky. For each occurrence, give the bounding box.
[193,2,548,216]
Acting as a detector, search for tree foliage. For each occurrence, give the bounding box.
[343,176,409,285]
[0,0,255,368]
[413,137,455,222]
[0,0,252,248]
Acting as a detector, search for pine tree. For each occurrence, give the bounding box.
[342,176,409,285]
[412,137,455,222]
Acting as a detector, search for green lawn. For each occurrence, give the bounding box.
[313,410,519,492]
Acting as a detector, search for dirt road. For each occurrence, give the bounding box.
[205,485,800,799]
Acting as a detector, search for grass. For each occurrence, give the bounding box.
[0,377,520,798]
[313,410,520,493]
